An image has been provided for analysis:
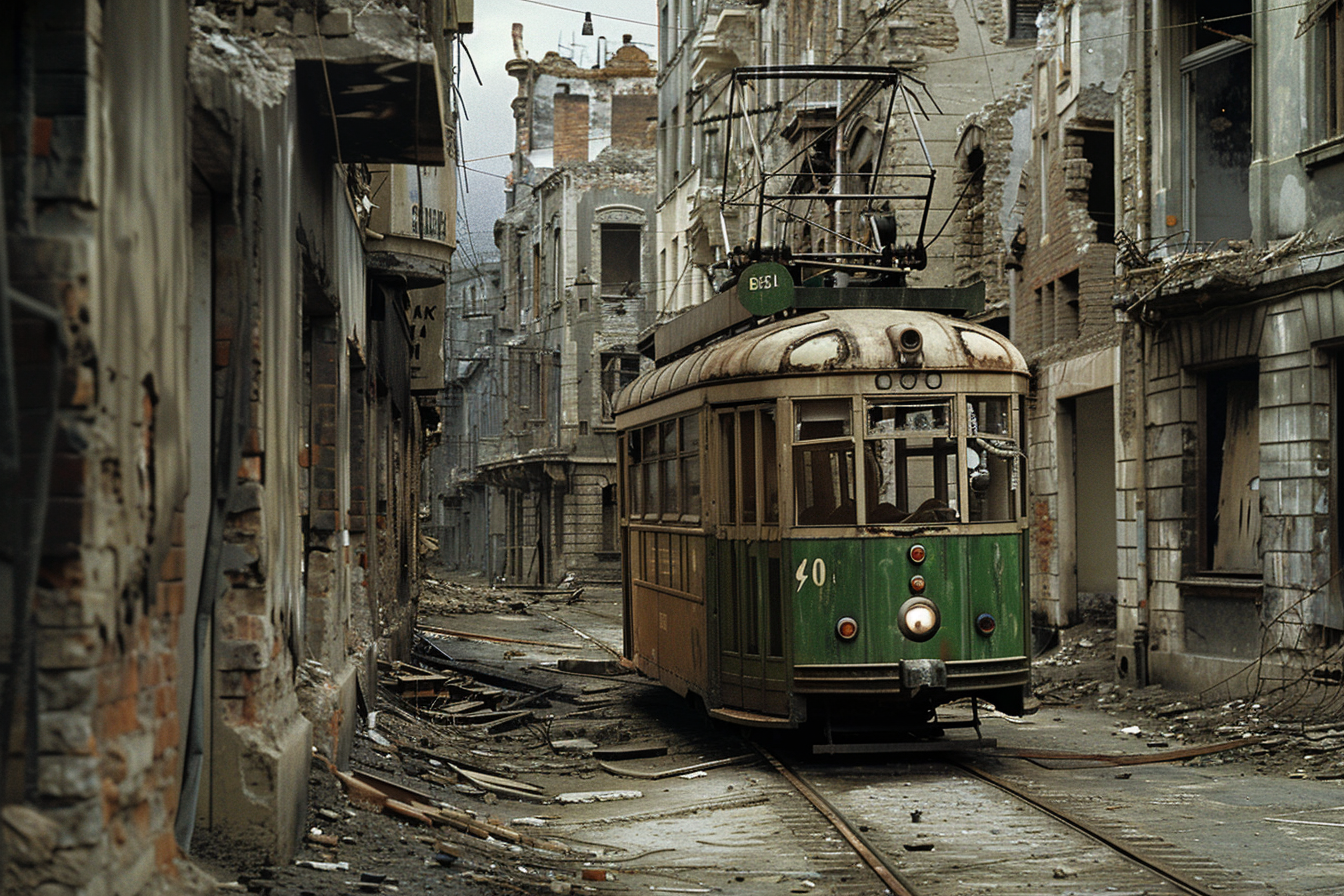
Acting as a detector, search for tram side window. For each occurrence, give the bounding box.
[967,396,1021,522]
[629,416,702,523]
[627,432,643,517]
[682,415,701,520]
[660,419,679,518]
[794,399,857,526]
[761,409,779,525]
[641,426,659,519]
[864,400,959,524]
[740,412,757,524]
[720,414,737,521]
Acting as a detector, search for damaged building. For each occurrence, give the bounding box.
[654,0,1043,330]
[434,27,657,585]
[649,0,1344,702]
[953,0,1127,634]
[1,0,466,891]
[957,0,1344,699]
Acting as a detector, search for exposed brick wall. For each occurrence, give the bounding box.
[611,93,656,149]
[553,93,590,165]
[1019,125,1120,361]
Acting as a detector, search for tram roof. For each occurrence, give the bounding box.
[615,308,1028,414]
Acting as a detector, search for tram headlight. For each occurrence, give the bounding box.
[898,597,940,642]
[836,616,859,641]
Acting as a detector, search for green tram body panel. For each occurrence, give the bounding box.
[788,533,1027,669]
[696,529,1029,721]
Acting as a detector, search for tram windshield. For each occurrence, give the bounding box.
[794,400,857,525]
[789,395,1021,527]
[864,400,959,524]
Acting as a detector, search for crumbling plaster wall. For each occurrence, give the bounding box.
[3,1,195,893]
[189,26,314,863]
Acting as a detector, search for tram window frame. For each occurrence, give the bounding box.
[761,408,779,525]
[682,415,701,522]
[863,398,959,525]
[626,432,643,517]
[795,397,853,441]
[966,395,1022,523]
[720,413,738,522]
[794,441,859,525]
[741,412,758,524]
[794,398,859,526]
[660,419,680,519]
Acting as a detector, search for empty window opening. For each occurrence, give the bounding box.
[1009,0,1043,40]
[1179,0,1252,244]
[601,224,641,298]
[1058,270,1080,340]
[1080,131,1115,243]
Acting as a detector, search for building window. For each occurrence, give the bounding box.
[1182,41,1252,244]
[600,224,641,299]
[1175,0,1253,244]
[600,352,641,420]
[1038,129,1050,236]
[1201,364,1260,574]
[703,127,721,182]
[1327,0,1344,138]
[1058,270,1080,340]
[1009,0,1042,40]
[1081,130,1115,243]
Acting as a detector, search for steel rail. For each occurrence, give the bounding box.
[952,759,1223,896]
[755,745,917,896]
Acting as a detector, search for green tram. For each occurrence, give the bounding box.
[613,306,1031,745]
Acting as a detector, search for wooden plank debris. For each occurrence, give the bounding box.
[597,754,754,780]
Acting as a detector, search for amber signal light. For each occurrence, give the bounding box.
[836,616,859,641]
[909,574,925,593]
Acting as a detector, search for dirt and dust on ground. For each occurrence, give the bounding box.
[196,569,725,896]
[194,574,1344,895]
[1031,591,1344,781]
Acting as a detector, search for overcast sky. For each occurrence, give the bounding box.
[453,0,659,267]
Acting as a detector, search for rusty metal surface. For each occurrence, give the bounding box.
[615,309,1027,414]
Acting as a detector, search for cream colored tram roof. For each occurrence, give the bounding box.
[615,308,1027,414]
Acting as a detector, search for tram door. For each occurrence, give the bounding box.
[714,406,788,717]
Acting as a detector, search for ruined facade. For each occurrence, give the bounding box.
[954,0,1128,636]
[430,259,504,576]
[1108,0,1344,696]
[433,30,657,585]
[956,0,1344,699]
[654,0,1041,331]
[1,0,465,891]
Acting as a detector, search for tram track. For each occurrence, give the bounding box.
[760,744,1245,896]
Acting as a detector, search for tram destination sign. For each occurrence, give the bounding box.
[738,261,795,316]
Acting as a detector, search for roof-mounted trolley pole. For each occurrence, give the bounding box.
[711,65,941,297]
